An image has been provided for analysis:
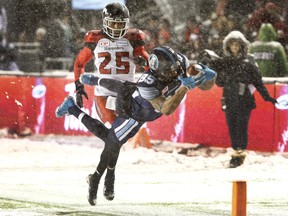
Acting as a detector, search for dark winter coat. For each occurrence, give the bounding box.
[210,31,273,112]
[211,56,272,111]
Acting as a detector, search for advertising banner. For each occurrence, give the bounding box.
[0,74,287,152]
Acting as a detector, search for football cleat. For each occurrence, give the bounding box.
[87,173,102,206]
[55,96,76,118]
[103,169,115,201]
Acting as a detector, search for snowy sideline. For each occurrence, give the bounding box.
[1,132,288,216]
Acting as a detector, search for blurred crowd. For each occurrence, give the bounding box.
[1,0,288,76]
[179,0,288,63]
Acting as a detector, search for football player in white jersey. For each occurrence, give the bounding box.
[73,2,149,205]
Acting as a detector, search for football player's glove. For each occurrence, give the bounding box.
[178,76,196,90]
[75,80,88,108]
[193,63,216,87]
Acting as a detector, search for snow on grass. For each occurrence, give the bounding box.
[1,134,288,215]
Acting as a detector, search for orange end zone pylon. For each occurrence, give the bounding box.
[232,180,247,216]
[128,127,152,149]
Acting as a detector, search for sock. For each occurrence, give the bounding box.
[94,169,102,176]
[107,166,115,170]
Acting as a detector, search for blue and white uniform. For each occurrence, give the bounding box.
[110,69,182,145]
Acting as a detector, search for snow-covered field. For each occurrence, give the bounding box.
[1,132,288,216]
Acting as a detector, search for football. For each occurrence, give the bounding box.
[186,63,202,76]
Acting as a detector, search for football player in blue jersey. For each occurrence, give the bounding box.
[55,46,216,206]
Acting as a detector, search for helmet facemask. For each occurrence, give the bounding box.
[157,61,182,83]
[103,17,129,39]
[102,3,130,40]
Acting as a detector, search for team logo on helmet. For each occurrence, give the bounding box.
[148,54,159,71]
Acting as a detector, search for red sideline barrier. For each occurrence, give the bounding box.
[0,73,288,152]
[147,84,277,152]
[0,74,95,136]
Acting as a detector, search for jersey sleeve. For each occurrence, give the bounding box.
[137,72,160,100]
[126,29,146,47]
[138,85,160,100]
[74,30,104,80]
[84,30,103,51]
[73,47,94,81]
[137,71,182,100]
[126,29,148,56]
[134,46,149,61]
[126,29,149,70]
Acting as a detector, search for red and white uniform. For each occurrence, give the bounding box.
[74,28,149,124]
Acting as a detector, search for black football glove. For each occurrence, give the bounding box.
[266,97,277,105]
[75,80,88,108]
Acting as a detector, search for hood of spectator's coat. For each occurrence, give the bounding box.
[258,23,278,42]
[223,31,250,58]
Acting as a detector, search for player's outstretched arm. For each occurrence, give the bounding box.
[80,73,100,86]
[149,85,189,116]
[80,74,128,93]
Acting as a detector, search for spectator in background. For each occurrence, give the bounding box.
[185,36,202,61]
[34,27,47,72]
[249,23,288,77]
[0,5,7,34]
[216,0,256,20]
[0,31,19,71]
[199,0,217,19]
[34,27,46,43]
[205,14,230,56]
[0,4,19,71]
[42,10,73,70]
[142,29,155,54]
[158,18,172,46]
[246,2,288,43]
[141,16,159,54]
[145,15,159,46]
[202,31,277,168]
[184,16,201,44]
[183,15,202,60]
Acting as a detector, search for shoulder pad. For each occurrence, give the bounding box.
[84,30,105,43]
[125,28,146,47]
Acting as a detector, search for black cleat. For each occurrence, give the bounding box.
[229,152,246,168]
[103,169,115,201]
[86,172,102,206]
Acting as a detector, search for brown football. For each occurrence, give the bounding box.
[187,64,202,76]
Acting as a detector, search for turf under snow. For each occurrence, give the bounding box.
[0,134,288,216]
